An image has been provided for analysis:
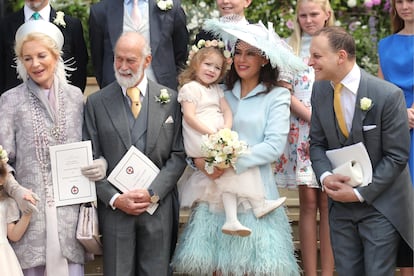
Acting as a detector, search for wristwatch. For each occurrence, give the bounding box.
[148,189,160,204]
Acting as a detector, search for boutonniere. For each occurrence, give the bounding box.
[155,89,171,104]
[360,97,373,111]
[157,0,173,11]
[53,11,66,28]
[0,145,9,164]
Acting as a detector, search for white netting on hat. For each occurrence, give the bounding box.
[203,19,307,73]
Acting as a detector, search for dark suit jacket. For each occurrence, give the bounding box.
[0,7,88,94]
[310,69,413,252]
[89,0,188,90]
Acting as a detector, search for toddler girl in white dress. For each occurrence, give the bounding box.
[178,41,286,236]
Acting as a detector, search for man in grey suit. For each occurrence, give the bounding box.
[309,26,413,275]
[89,0,188,90]
[83,32,186,276]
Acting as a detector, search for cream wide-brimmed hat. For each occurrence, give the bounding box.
[15,20,64,50]
[203,19,307,73]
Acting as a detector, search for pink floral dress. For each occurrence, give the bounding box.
[274,35,318,188]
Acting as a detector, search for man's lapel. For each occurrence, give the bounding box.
[350,71,369,143]
[108,0,125,50]
[146,81,167,154]
[17,9,25,25]
[149,0,162,55]
[49,7,56,22]
[102,84,132,149]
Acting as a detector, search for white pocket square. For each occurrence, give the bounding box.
[164,116,174,124]
[363,125,376,131]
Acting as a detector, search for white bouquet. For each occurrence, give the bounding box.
[0,145,9,163]
[201,128,248,174]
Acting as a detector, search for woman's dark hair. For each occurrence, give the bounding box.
[225,44,280,93]
[391,0,404,33]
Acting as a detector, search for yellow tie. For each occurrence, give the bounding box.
[333,83,349,138]
[127,87,141,118]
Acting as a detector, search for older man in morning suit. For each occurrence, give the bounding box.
[83,32,186,276]
[89,0,188,90]
[0,0,88,94]
[309,26,413,276]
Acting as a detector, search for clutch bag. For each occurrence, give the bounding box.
[333,160,363,187]
[76,202,102,255]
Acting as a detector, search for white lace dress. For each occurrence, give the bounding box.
[0,197,23,276]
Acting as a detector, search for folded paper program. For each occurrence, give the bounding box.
[333,160,363,187]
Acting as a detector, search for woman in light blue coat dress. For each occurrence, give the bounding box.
[173,20,307,275]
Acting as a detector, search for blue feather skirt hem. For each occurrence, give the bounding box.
[172,203,300,276]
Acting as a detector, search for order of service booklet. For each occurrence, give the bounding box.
[107,146,160,214]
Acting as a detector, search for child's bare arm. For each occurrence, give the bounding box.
[181,101,215,135]
[291,95,311,123]
[7,212,31,242]
[219,97,232,129]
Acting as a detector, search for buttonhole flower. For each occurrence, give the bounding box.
[157,0,173,11]
[360,97,373,111]
[155,89,171,104]
[53,11,66,28]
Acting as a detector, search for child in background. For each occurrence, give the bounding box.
[0,146,36,276]
[178,41,285,236]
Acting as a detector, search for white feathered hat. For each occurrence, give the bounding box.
[203,19,307,73]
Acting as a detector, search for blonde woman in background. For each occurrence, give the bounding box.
[274,0,335,275]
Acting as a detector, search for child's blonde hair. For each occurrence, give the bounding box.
[179,46,229,88]
[289,0,335,55]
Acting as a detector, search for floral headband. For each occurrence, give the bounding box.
[187,39,232,69]
[0,146,9,164]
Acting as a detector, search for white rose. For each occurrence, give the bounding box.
[360,97,372,111]
[157,1,167,10]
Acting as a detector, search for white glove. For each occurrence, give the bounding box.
[81,156,108,181]
[4,173,39,214]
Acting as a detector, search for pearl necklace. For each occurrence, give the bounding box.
[29,84,67,206]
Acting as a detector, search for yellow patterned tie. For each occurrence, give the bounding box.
[127,87,141,118]
[333,83,349,138]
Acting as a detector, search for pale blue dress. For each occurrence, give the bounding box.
[172,81,299,275]
[378,34,414,182]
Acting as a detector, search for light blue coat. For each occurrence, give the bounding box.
[225,80,291,199]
